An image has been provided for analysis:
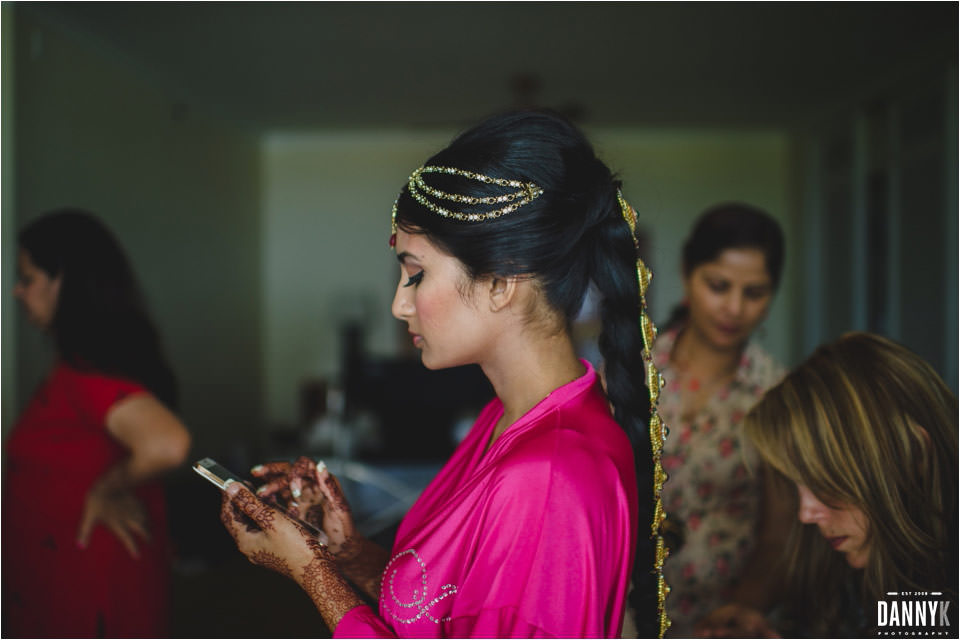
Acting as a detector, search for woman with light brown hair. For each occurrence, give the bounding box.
[706,332,957,637]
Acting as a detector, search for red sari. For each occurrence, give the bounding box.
[3,363,172,638]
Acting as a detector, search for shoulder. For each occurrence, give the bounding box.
[492,397,633,503]
[742,342,786,389]
[58,364,150,422]
[652,327,679,369]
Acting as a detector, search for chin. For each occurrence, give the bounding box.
[709,332,747,351]
[418,351,448,371]
[844,550,869,569]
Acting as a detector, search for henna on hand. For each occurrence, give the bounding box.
[231,485,278,531]
[336,537,391,600]
[220,465,368,631]
[299,555,365,628]
[304,504,325,530]
[251,550,294,579]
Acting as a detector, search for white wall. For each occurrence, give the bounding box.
[261,131,455,427]
[10,9,263,455]
[261,127,798,428]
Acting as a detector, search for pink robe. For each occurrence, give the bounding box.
[336,361,638,638]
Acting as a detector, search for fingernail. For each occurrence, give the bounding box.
[224,480,240,495]
[316,460,326,474]
[251,465,264,474]
[291,486,302,499]
[256,486,267,495]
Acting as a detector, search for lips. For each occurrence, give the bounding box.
[827,536,848,550]
[715,323,742,335]
[408,331,423,348]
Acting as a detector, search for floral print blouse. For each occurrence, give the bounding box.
[656,327,784,637]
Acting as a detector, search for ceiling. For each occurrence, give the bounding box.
[24,2,959,131]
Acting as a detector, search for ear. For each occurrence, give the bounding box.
[487,275,520,313]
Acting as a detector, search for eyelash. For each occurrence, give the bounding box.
[707,281,727,293]
[404,271,424,288]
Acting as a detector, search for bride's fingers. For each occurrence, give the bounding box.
[250,461,292,479]
[256,477,292,499]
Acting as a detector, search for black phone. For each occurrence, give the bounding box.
[194,457,324,536]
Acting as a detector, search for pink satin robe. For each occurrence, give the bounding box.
[336,361,638,638]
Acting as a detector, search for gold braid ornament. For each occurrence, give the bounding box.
[617,190,671,638]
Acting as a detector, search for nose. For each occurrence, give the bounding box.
[391,277,413,321]
[796,484,828,524]
[722,289,745,319]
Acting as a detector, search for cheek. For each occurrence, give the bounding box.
[745,298,772,323]
[689,287,720,315]
[852,512,870,540]
[415,288,456,331]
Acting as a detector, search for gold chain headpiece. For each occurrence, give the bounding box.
[617,190,671,638]
[390,165,544,245]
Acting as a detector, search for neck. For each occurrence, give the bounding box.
[480,325,585,444]
[672,325,743,380]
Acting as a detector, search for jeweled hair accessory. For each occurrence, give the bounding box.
[618,190,671,638]
[390,165,544,246]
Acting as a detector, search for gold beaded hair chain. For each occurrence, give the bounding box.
[390,165,543,245]
[618,190,672,638]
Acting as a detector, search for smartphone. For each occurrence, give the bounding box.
[194,457,324,536]
[193,457,245,489]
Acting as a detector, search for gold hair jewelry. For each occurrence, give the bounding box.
[618,190,671,638]
[390,165,544,246]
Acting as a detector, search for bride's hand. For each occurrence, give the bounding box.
[219,480,332,581]
[251,457,361,559]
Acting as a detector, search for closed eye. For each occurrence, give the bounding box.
[707,279,728,293]
[404,271,424,288]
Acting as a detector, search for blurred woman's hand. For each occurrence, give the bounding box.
[75,393,191,557]
[77,483,149,557]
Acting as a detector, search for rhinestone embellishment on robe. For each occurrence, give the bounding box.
[382,549,458,625]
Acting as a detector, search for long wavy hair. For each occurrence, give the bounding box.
[18,209,178,409]
[392,110,658,634]
[745,332,957,635]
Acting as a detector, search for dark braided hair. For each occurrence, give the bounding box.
[393,110,658,635]
[18,209,178,409]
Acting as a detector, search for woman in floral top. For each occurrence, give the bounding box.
[655,204,791,638]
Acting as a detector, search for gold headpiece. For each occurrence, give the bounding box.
[390,165,544,245]
[618,190,672,638]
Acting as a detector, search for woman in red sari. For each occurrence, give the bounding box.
[3,209,191,638]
